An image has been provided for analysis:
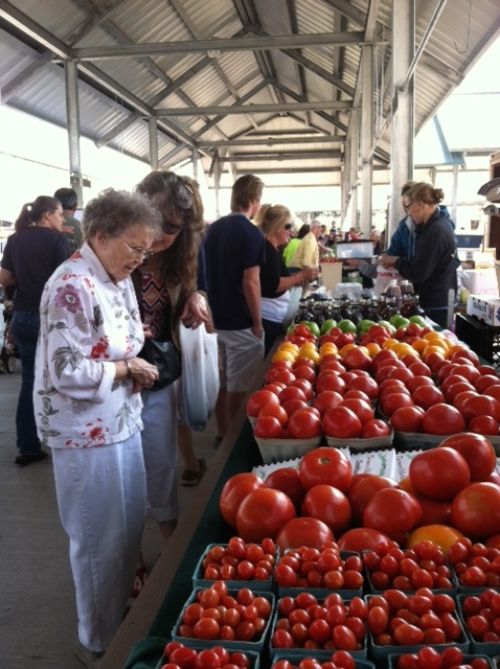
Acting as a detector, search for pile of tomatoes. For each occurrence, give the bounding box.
[363,540,455,591]
[394,646,490,669]
[176,583,272,642]
[200,537,276,582]
[460,589,500,643]
[274,544,364,591]
[271,650,361,669]
[271,592,367,651]
[366,589,463,647]
[161,642,253,669]
[448,538,500,589]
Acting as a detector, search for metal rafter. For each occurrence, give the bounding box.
[153,100,352,116]
[216,149,343,161]
[285,0,311,127]
[197,136,346,147]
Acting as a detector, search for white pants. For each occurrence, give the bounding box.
[141,383,179,522]
[52,433,146,652]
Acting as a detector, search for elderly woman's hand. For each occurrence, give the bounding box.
[181,291,209,329]
[381,255,399,268]
[127,357,159,392]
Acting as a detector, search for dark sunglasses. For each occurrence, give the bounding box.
[284,223,293,230]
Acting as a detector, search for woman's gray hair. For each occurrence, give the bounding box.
[83,188,162,240]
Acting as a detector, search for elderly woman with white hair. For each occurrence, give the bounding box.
[33,188,161,666]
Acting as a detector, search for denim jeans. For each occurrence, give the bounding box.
[11,310,41,455]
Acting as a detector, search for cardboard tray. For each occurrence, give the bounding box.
[387,653,494,669]
[155,648,260,669]
[457,594,500,657]
[254,435,322,464]
[325,432,394,451]
[272,653,374,669]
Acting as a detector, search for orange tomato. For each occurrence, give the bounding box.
[406,524,463,553]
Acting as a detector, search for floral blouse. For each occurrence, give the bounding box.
[34,243,145,449]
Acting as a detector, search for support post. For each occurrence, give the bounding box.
[65,60,83,205]
[360,45,374,235]
[349,110,360,229]
[389,0,415,238]
[192,148,199,180]
[149,118,158,170]
[451,163,459,225]
[213,152,221,218]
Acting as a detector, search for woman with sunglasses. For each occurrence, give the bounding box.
[134,171,209,547]
[256,204,318,354]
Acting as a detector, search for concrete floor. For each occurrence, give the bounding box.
[0,370,215,669]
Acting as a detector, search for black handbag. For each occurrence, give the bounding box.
[139,338,181,391]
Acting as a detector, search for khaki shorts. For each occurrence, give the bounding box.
[217,328,265,392]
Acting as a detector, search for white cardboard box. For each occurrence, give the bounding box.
[466,294,500,326]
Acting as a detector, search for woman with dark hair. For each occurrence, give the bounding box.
[33,188,161,665]
[0,196,69,465]
[134,170,209,545]
[382,182,458,327]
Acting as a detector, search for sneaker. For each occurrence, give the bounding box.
[14,451,48,466]
[73,640,104,668]
[181,458,207,486]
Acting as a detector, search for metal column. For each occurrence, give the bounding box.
[192,148,199,181]
[360,45,374,235]
[389,0,415,237]
[64,60,83,205]
[349,110,360,229]
[214,153,221,218]
[149,118,159,170]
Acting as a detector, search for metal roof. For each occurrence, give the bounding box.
[0,0,499,183]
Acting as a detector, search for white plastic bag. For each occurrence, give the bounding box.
[373,265,402,296]
[179,323,219,431]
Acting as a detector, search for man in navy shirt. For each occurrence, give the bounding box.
[204,174,266,444]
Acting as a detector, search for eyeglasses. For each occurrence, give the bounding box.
[117,238,154,260]
[284,223,293,230]
[404,200,415,211]
[162,219,183,235]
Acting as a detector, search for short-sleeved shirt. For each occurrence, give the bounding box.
[1,227,70,311]
[282,238,300,267]
[204,213,265,330]
[61,213,83,254]
[260,240,289,298]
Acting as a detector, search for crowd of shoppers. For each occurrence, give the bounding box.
[0,173,457,665]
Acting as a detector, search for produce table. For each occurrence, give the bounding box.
[101,403,264,669]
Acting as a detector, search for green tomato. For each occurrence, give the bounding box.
[338,319,357,334]
[357,319,376,334]
[304,321,320,337]
[378,320,396,334]
[409,315,427,327]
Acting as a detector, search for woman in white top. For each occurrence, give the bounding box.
[256,204,317,354]
[33,189,161,665]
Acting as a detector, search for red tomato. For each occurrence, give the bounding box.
[301,484,351,535]
[409,447,470,501]
[411,385,444,409]
[453,389,479,413]
[323,406,362,439]
[439,432,496,481]
[193,617,221,639]
[468,415,500,435]
[406,375,435,394]
[348,475,398,525]
[273,370,297,386]
[293,365,316,383]
[288,409,322,439]
[363,488,422,541]
[415,496,452,526]
[219,473,264,527]
[340,398,374,424]
[258,403,288,426]
[381,392,415,417]
[253,416,283,439]
[246,389,279,417]
[316,373,346,395]
[450,482,500,540]
[299,447,353,492]
[390,405,425,433]
[347,374,379,399]
[264,467,305,509]
[278,386,307,404]
[421,403,466,435]
[342,346,372,371]
[236,488,296,542]
[291,378,314,401]
[337,527,393,553]
[462,394,500,422]
[313,390,343,417]
[361,418,391,438]
[393,623,424,645]
[409,361,432,376]
[484,383,500,403]
[281,398,309,417]
[276,516,334,550]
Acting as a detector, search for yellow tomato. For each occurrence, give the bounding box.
[272,349,295,364]
[339,343,357,358]
[407,525,464,554]
[392,342,417,358]
[365,342,382,358]
[382,338,399,350]
[298,350,320,364]
[411,339,428,355]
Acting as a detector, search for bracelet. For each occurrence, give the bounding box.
[125,359,132,378]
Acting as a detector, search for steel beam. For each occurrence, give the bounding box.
[153,100,352,116]
[197,136,346,147]
[360,44,374,235]
[64,61,83,205]
[149,118,158,170]
[70,31,366,60]
[216,149,342,162]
